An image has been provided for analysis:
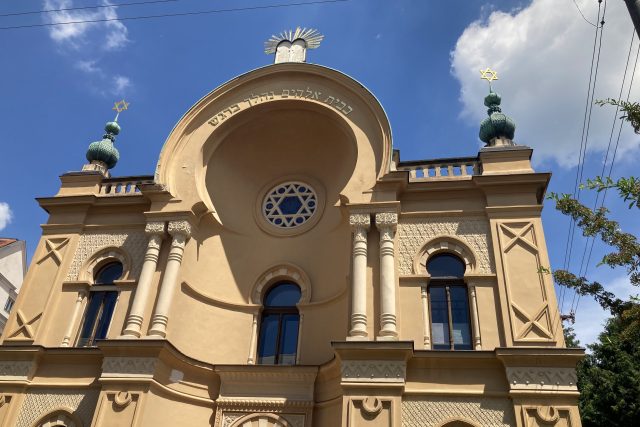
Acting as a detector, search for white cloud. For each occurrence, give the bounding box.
[75,59,100,73]
[113,75,131,95]
[43,0,129,50]
[451,0,640,168]
[0,203,12,231]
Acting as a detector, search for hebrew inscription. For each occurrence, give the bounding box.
[208,87,354,127]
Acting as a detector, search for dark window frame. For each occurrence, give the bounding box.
[76,262,122,347]
[257,282,301,365]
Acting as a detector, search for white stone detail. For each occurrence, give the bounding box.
[506,367,578,391]
[397,218,494,275]
[0,361,34,379]
[341,360,405,383]
[263,182,317,228]
[14,388,99,427]
[66,232,147,281]
[402,397,514,427]
[101,357,158,378]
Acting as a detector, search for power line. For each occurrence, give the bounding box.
[0,0,350,30]
[559,0,605,318]
[0,0,180,18]
[572,0,598,27]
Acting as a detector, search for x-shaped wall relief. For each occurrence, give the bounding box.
[500,223,538,253]
[512,302,553,340]
[36,238,69,265]
[8,310,42,339]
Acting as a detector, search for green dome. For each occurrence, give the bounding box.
[85,121,121,169]
[479,91,516,144]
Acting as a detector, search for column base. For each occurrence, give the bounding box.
[376,335,399,341]
[346,335,369,341]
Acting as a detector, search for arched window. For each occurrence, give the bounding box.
[257,282,301,365]
[77,261,122,347]
[427,254,472,350]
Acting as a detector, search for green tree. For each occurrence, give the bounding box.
[548,99,640,426]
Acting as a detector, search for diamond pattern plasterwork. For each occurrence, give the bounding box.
[402,397,514,427]
[397,218,494,275]
[65,232,147,281]
[15,388,99,427]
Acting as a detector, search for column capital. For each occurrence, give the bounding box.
[145,221,166,237]
[349,213,371,230]
[375,212,398,229]
[168,220,192,239]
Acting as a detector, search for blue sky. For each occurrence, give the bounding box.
[0,0,638,346]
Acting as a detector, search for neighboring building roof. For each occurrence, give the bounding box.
[0,238,17,249]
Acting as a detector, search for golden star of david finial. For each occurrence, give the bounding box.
[480,67,499,88]
[112,99,130,121]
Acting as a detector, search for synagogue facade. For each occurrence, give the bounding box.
[0,30,583,427]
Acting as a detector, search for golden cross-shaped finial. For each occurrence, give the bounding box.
[112,99,130,121]
[480,68,499,88]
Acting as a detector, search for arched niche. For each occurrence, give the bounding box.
[230,413,292,427]
[435,419,482,427]
[79,247,131,282]
[251,263,311,304]
[32,409,82,427]
[413,236,478,275]
[154,63,393,222]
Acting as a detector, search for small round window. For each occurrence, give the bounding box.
[262,182,317,228]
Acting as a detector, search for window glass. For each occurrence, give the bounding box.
[4,297,15,312]
[94,262,123,284]
[257,314,280,365]
[264,282,301,306]
[426,253,465,278]
[450,286,472,350]
[430,286,450,350]
[258,282,301,365]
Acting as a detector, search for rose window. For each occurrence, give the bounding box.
[262,182,317,228]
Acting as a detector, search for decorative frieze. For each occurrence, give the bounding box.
[397,218,494,275]
[341,360,405,383]
[402,396,514,427]
[0,361,34,379]
[101,357,158,378]
[506,367,578,391]
[66,232,147,281]
[14,388,99,427]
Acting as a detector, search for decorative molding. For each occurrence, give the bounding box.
[66,232,147,281]
[506,367,578,391]
[144,221,166,236]
[413,237,476,275]
[225,412,301,427]
[36,238,70,265]
[375,212,398,228]
[113,391,133,409]
[360,397,383,416]
[341,360,405,383]
[251,263,312,304]
[349,213,371,229]
[168,220,192,238]
[523,406,576,427]
[0,360,34,379]
[6,310,42,340]
[14,388,99,427]
[101,357,158,378]
[402,396,514,427]
[397,218,494,275]
[81,247,131,282]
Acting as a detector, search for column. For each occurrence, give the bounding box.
[421,286,430,349]
[375,212,398,340]
[469,285,482,350]
[347,213,370,340]
[148,220,191,338]
[61,290,87,347]
[121,221,166,338]
[247,313,259,365]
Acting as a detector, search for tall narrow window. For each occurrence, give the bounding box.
[427,254,472,350]
[257,282,301,365]
[77,262,122,347]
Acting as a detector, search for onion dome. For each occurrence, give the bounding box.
[86,121,120,169]
[479,91,516,146]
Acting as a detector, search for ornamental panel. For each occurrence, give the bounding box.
[397,218,494,275]
[402,397,514,427]
[66,232,147,281]
[15,388,99,427]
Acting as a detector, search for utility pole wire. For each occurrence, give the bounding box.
[0,0,180,18]
[0,0,350,30]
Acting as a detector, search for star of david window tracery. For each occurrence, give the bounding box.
[262,182,318,228]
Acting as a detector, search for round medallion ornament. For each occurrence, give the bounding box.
[262,182,318,228]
